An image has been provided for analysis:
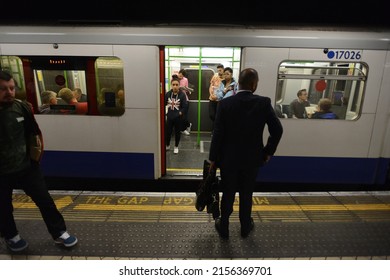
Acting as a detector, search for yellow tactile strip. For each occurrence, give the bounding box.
[11,191,390,223]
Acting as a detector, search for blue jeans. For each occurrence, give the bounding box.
[0,161,66,239]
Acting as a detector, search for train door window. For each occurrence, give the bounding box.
[276,61,368,120]
[165,47,241,133]
[95,57,125,116]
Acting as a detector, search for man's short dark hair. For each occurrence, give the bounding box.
[217,64,224,69]
[297,89,307,97]
[0,70,13,81]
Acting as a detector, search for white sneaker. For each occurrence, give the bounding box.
[5,234,29,252]
[54,231,78,248]
[181,130,190,135]
[186,123,192,133]
[174,147,179,154]
[166,145,170,150]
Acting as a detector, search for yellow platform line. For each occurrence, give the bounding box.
[13,202,390,212]
[167,168,202,172]
[75,203,390,211]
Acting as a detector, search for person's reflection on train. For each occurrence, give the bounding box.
[114,84,125,108]
[289,88,310,118]
[98,88,125,116]
[165,77,188,154]
[309,98,338,119]
[117,88,125,107]
[58,87,88,115]
[38,90,58,114]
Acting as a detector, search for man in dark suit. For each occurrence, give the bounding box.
[209,68,283,238]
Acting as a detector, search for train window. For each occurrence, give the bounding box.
[165,47,241,101]
[276,61,368,120]
[0,55,125,116]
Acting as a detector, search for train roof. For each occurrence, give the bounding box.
[1,0,389,28]
[1,25,390,50]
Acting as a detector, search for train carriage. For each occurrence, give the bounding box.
[1,25,389,190]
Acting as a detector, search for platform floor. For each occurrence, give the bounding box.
[166,131,212,176]
[1,190,390,260]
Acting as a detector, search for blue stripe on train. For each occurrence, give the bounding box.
[258,156,389,185]
[41,151,154,179]
[41,151,389,185]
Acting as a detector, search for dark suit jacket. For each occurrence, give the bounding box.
[209,91,283,170]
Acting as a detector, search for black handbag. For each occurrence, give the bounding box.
[195,160,220,219]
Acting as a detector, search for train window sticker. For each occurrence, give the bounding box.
[275,60,368,121]
[323,48,362,60]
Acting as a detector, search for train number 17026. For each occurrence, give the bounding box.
[325,49,362,60]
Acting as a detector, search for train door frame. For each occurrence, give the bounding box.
[162,46,241,178]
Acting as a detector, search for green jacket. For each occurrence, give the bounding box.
[0,100,42,175]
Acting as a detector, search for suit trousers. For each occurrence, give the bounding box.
[0,161,66,240]
[219,166,259,230]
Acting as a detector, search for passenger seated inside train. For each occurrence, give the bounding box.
[308,98,338,119]
[73,87,87,102]
[39,90,58,114]
[57,87,88,114]
[289,89,311,118]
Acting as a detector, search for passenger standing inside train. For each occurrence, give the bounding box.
[289,88,310,118]
[165,77,188,154]
[209,64,224,134]
[209,68,283,239]
[216,67,237,100]
[0,70,78,252]
[177,69,192,136]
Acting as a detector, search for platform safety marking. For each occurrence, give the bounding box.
[11,194,390,212]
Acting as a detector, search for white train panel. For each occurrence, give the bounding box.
[113,45,159,109]
[371,51,390,159]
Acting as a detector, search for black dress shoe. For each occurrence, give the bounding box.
[215,217,229,239]
[241,217,254,238]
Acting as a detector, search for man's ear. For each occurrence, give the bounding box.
[251,82,258,93]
